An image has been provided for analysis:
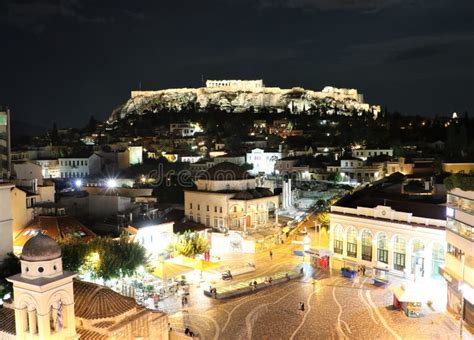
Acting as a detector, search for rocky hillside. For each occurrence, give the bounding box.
[109,86,380,122]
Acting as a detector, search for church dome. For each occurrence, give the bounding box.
[21,233,61,262]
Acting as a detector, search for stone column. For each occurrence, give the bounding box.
[405,246,412,279]
[387,240,394,271]
[372,239,377,265]
[356,237,362,261]
[28,308,37,335]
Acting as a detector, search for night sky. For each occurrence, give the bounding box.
[0,0,473,128]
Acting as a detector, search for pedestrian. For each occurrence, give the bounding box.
[269,250,273,260]
[298,302,305,315]
[362,265,366,276]
[181,296,186,307]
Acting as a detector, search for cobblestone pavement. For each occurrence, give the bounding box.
[163,229,466,340]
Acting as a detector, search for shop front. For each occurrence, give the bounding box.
[439,267,474,328]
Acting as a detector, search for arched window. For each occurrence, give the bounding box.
[346,227,358,258]
[411,239,425,275]
[393,235,406,271]
[333,225,344,254]
[431,242,445,279]
[361,230,373,261]
[377,233,388,264]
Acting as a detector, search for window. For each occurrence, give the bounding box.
[214,206,217,213]
[190,203,193,209]
[197,204,200,211]
[189,215,193,222]
[361,230,372,261]
[206,216,210,226]
[346,227,357,258]
[393,235,406,271]
[334,225,344,254]
[197,215,201,223]
[220,206,223,213]
[214,217,218,227]
[207,205,209,212]
[377,233,388,264]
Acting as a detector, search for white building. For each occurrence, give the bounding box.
[329,180,446,279]
[128,221,174,259]
[0,182,14,260]
[184,162,279,231]
[206,79,264,91]
[246,148,282,175]
[35,159,60,178]
[170,123,203,137]
[441,186,474,327]
[0,107,11,179]
[352,148,393,161]
[332,156,384,183]
[58,153,102,178]
[128,146,143,165]
[2,234,169,339]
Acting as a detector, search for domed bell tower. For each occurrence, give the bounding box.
[7,233,77,339]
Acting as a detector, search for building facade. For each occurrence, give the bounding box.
[352,148,393,161]
[330,204,446,279]
[246,148,282,175]
[441,187,474,327]
[206,79,264,91]
[0,107,11,179]
[184,163,279,231]
[58,154,102,178]
[0,183,14,260]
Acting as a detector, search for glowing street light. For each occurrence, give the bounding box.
[106,179,117,188]
[75,179,83,187]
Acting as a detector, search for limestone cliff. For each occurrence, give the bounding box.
[109,85,380,122]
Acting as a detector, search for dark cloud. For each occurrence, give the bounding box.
[2,0,143,33]
[0,0,472,126]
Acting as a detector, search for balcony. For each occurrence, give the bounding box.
[447,218,474,242]
[445,253,474,287]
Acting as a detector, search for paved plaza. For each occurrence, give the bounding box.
[161,227,466,340]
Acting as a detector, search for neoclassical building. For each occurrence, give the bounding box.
[329,178,447,279]
[1,234,169,339]
[184,162,279,232]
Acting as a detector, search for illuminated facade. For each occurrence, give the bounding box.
[441,188,474,327]
[0,107,11,179]
[184,163,279,231]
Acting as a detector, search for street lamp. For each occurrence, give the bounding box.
[106,178,117,188]
[74,179,83,188]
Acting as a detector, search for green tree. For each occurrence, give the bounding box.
[167,231,210,258]
[327,172,343,183]
[0,253,20,296]
[58,236,89,272]
[316,212,330,229]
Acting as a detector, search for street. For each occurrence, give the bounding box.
[163,225,463,340]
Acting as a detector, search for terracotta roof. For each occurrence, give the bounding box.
[92,321,116,329]
[76,328,108,339]
[73,280,137,320]
[14,216,96,248]
[0,307,15,336]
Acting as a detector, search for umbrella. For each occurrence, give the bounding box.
[392,283,426,303]
[152,261,191,279]
[168,255,220,271]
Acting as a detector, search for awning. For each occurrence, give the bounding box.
[392,284,426,303]
[152,261,192,279]
[168,255,220,271]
